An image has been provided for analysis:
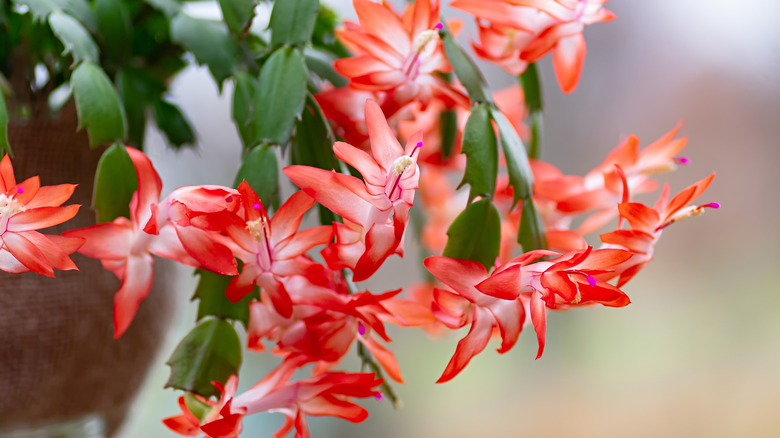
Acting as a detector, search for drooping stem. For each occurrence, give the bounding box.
[519,63,543,160]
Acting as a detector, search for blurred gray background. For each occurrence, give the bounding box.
[121,1,780,437]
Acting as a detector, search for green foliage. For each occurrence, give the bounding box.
[292,93,338,225]
[252,46,308,146]
[165,318,242,399]
[94,0,131,61]
[233,144,279,210]
[92,143,138,223]
[0,91,10,156]
[518,197,547,252]
[458,103,497,203]
[115,67,166,147]
[48,10,98,66]
[519,62,543,159]
[152,98,196,149]
[443,198,501,271]
[170,13,239,87]
[269,0,319,48]
[192,269,258,329]
[490,108,533,205]
[232,70,257,148]
[439,21,490,104]
[11,0,59,22]
[439,109,458,159]
[218,0,257,37]
[70,61,126,147]
[143,0,181,18]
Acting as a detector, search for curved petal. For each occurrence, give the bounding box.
[552,33,586,93]
[63,220,133,260]
[270,190,316,247]
[365,100,405,171]
[424,256,488,302]
[7,204,80,232]
[2,232,53,276]
[113,253,154,338]
[175,225,238,276]
[359,335,403,383]
[436,307,493,383]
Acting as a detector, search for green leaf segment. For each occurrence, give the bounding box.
[165,318,242,399]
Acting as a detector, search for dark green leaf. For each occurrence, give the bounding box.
[269,0,319,48]
[218,0,256,37]
[443,198,501,271]
[305,51,347,88]
[518,197,547,252]
[48,10,99,66]
[232,71,256,148]
[0,91,10,156]
[252,46,307,146]
[165,318,242,399]
[519,63,543,159]
[12,0,60,22]
[439,109,458,159]
[116,68,166,147]
[233,144,279,209]
[491,108,533,205]
[54,0,96,31]
[192,269,258,329]
[94,0,131,61]
[92,143,138,223]
[170,13,239,86]
[439,21,490,104]
[458,103,497,203]
[144,0,181,17]
[70,61,126,147]
[292,93,337,225]
[519,62,542,112]
[152,98,196,148]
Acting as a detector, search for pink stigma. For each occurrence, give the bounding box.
[435,22,443,30]
[675,156,690,165]
[16,187,23,194]
[705,202,721,209]
[252,203,261,210]
[375,393,384,401]
[416,141,424,149]
[358,323,366,336]
[586,275,597,286]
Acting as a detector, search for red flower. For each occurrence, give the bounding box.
[452,0,615,93]
[285,100,423,281]
[223,183,333,317]
[334,0,468,115]
[600,173,718,286]
[65,147,239,337]
[0,154,82,276]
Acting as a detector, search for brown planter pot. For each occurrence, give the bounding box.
[0,104,178,436]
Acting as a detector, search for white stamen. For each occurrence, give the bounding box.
[0,194,24,217]
[392,156,414,175]
[411,30,439,53]
[246,217,268,242]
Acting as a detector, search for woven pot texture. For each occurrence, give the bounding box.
[0,103,178,436]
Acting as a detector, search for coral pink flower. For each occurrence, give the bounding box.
[166,359,382,438]
[478,246,631,359]
[223,182,333,318]
[0,154,83,276]
[424,256,526,383]
[334,0,468,115]
[531,124,691,236]
[452,0,615,92]
[601,173,718,286]
[65,147,239,337]
[284,100,423,281]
